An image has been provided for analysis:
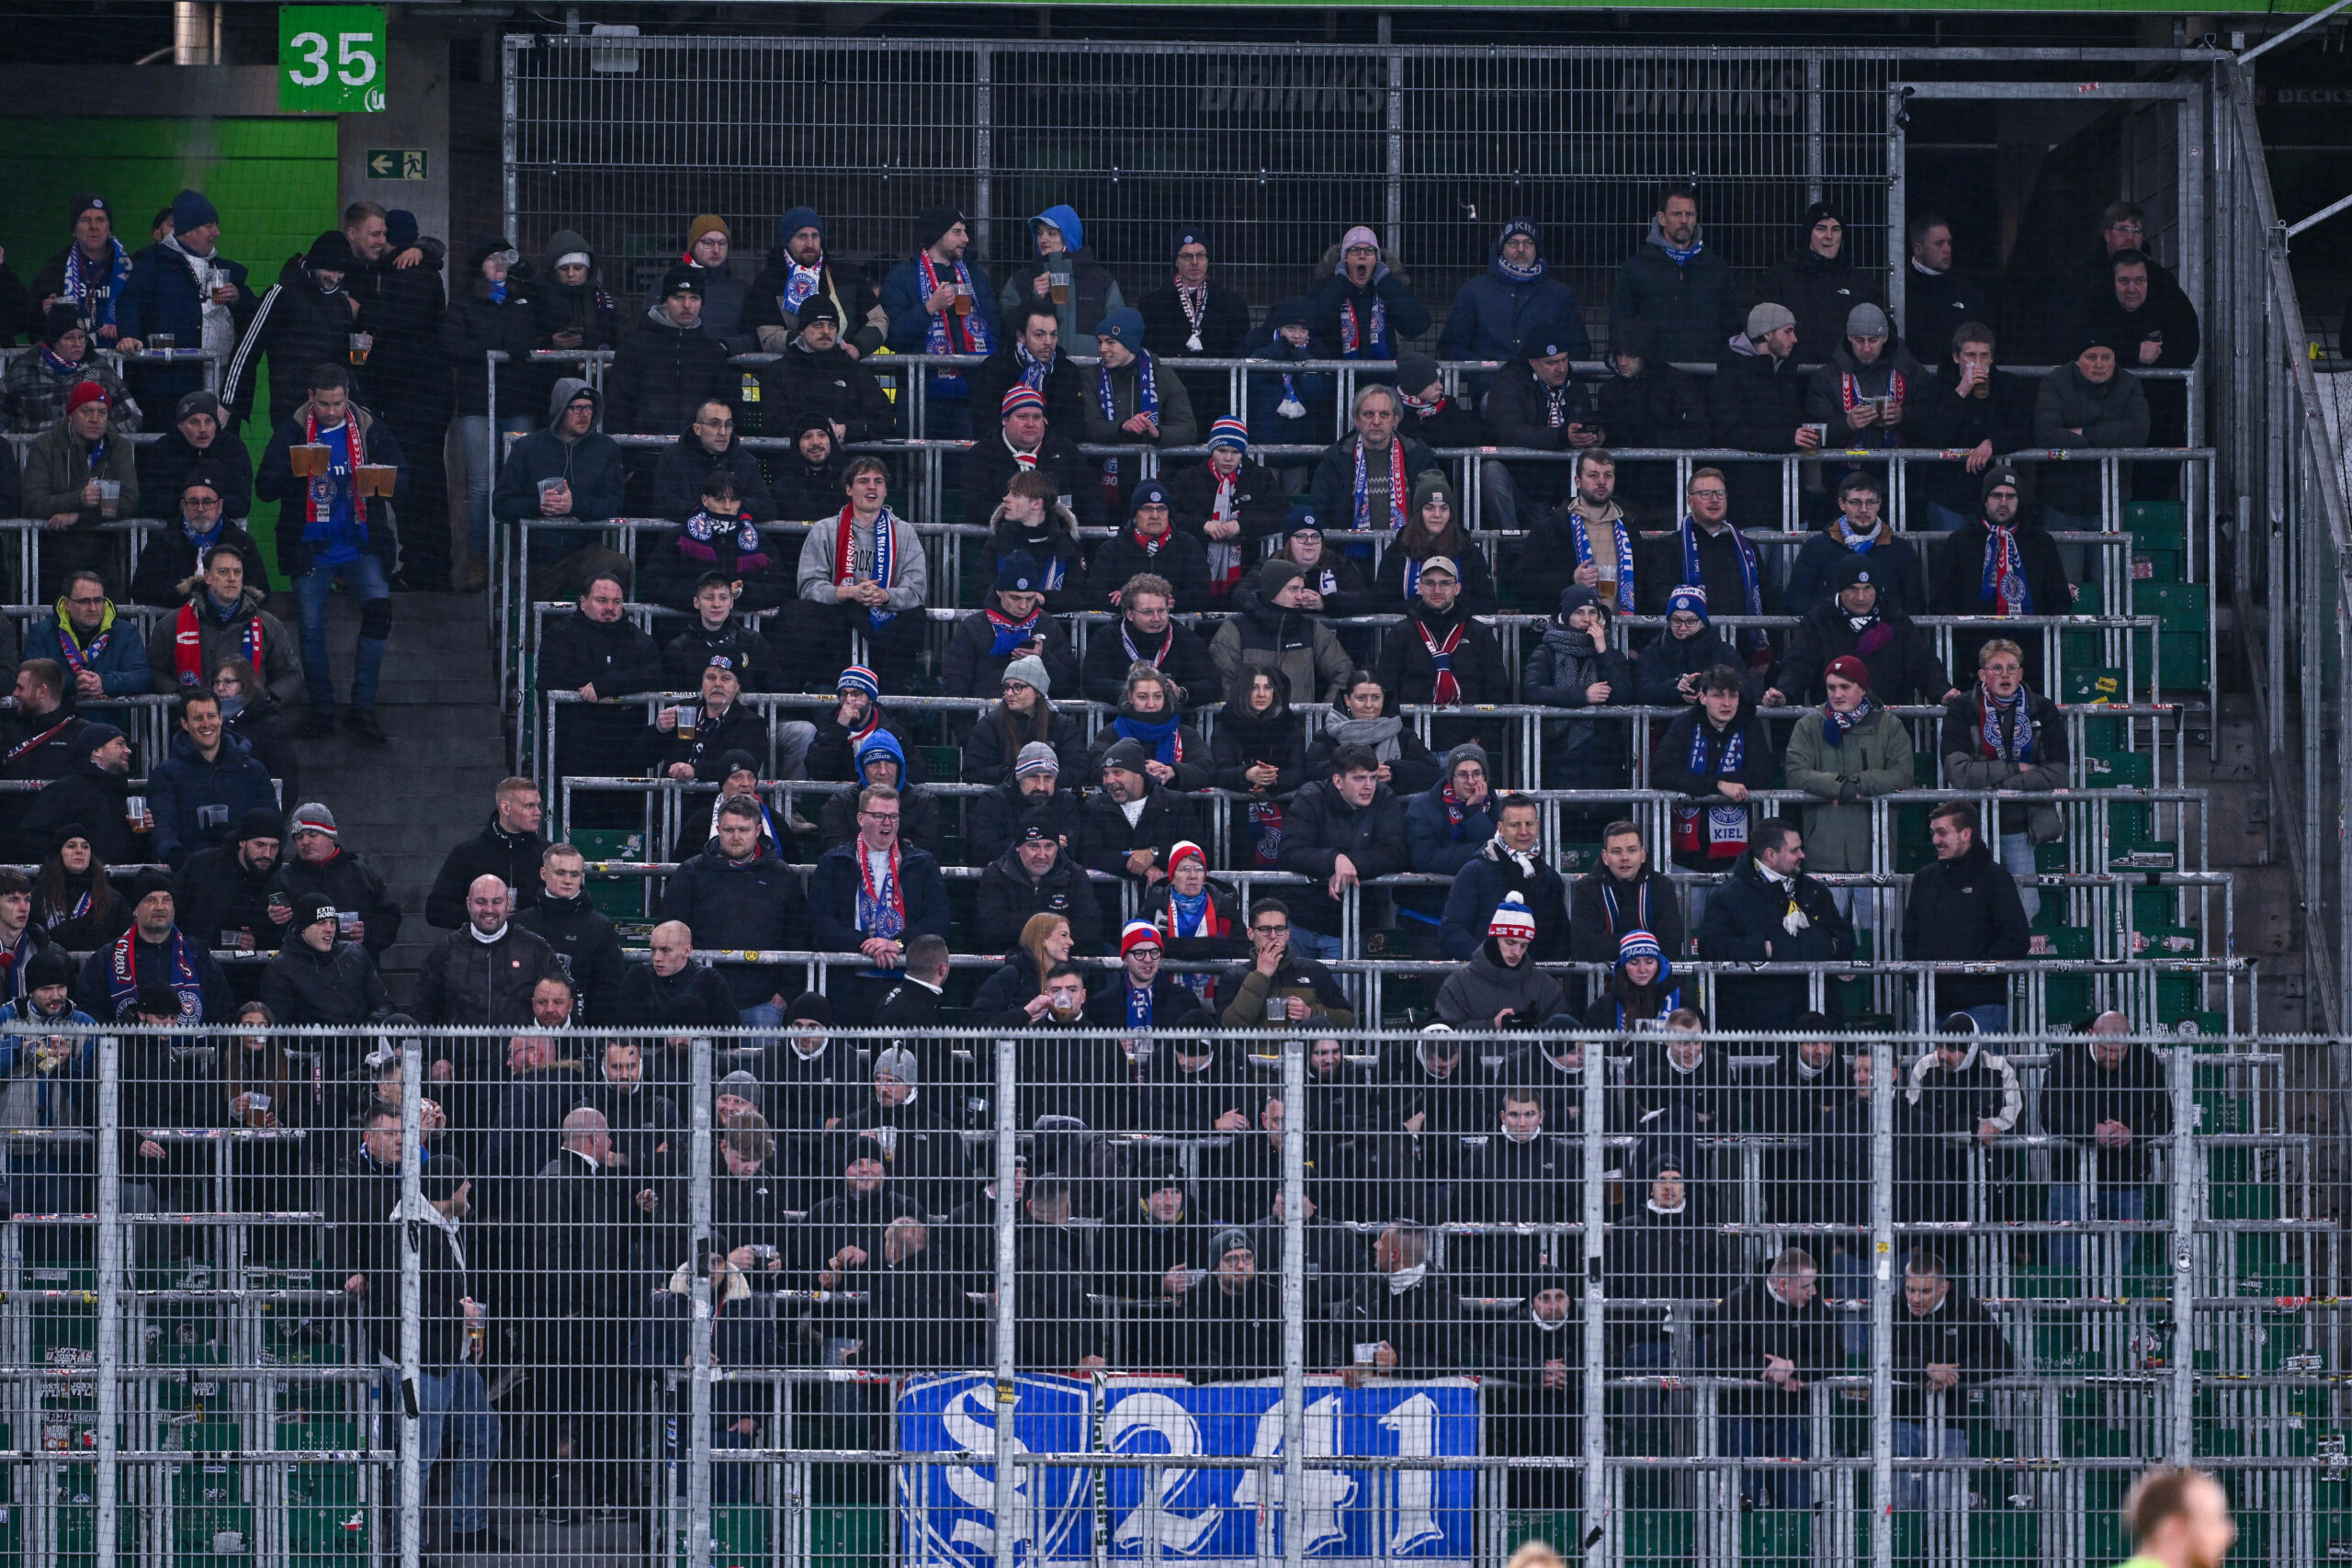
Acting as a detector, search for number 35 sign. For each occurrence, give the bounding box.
[280,6,387,113]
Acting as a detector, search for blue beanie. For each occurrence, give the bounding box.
[1664,585,1710,623]
[779,206,823,246]
[170,190,219,233]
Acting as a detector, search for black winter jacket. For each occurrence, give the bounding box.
[1901,840,2030,1014]
[1278,779,1407,935]
[426,817,549,930]
[657,843,809,1007]
[1694,854,1854,1031]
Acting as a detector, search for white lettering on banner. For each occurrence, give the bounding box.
[1381,1393,1444,1554]
[1232,1394,1352,1553]
[1105,1393,1222,1554]
[941,1382,1035,1554]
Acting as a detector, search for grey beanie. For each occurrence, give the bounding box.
[1002,654,1052,699]
[1442,741,1489,780]
[718,1069,763,1108]
[874,1046,919,1086]
[1746,302,1795,338]
[1845,302,1891,337]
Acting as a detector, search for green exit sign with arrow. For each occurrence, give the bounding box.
[366,149,428,180]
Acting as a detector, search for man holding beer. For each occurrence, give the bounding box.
[254,361,407,745]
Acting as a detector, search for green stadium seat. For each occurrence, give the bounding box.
[570,825,649,920]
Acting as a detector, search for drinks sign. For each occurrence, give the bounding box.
[280,6,387,113]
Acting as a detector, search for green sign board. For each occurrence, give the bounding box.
[365,148,427,180]
[279,6,387,114]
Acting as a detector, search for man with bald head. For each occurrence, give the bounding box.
[418,874,562,1167]
[523,1103,642,1523]
[611,919,737,1036]
[2040,1009,2170,1274]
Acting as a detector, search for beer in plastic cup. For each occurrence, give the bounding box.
[95,479,120,518]
[1266,995,1288,1022]
[674,704,700,741]
[151,332,176,354]
[292,444,329,477]
[348,332,372,367]
[951,285,973,317]
[359,464,396,497]
[126,794,148,831]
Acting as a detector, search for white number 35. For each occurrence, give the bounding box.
[288,30,376,88]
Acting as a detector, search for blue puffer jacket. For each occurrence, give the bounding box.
[24,604,149,698]
[1439,227,1590,390]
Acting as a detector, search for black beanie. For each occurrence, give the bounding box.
[916,207,965,252]
[784,992,833,1027]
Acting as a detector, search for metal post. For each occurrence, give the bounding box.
[502,38,522,252]
[1870,1038,1894,1568]
[2166,1037,2196,1466]
[1385,51,1405,257]
[1805,58,1826,206]
[1280,1037,1307,1568]
[95,1032,121,1568]
[991,1032,1020,1568]
[1886,88,1908,354]
[974,46,995,265]
[1580,1034,1609,1564]
[399,1043,424,1568]
[688,1032,716,1567]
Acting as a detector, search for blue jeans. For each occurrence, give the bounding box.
[1289,928,1346,963]
[1891,1419,1968,1513]
[737,999,783,1050]
[414,1361,499,1536]
[1723,1416,1812,1510]
[1997,829,2041,923]
[457,412,536,558]
[294,551,390,714]
[2048,1181,2146,1275]
[1958,1003,2010,1034]
[1926,501,1974,534]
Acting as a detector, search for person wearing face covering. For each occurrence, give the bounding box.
[1603,1142,1732,1374]
[1488,1267,1584,1511]
[1453,1084,1572,1298]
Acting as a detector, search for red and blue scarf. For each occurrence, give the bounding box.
[854,840,907,941]
[916,251,991,390]
[1416,615,1466,705]
[832,506,899,627]
[106,928,205,1023]
[1981,524,2032,615]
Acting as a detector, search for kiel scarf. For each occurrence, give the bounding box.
[1339,291,1389,358]
[38,345,87,382]
[1440,784,1469,829]
[1247,799,1284,866]
[1839,368,1907,434]
[1013,341,1051,390]
[1167,885,1210,938]
[1679,515,1764,658]
[107,929,204,1023]
[1006,432,1040,471]
[1175,282,1208,352]
[62,238,131,327]
[300,408,364,545]
[1120,621,1173,673]
[1114,710,1185,766]
[1206,460,1242,593]
[1659,235,1704,267]
[1822,696,1874,749]
[1671,719,1749,860]
[782,255,823,314]
[916,251,991,390]
[175,601,260,686]
[985,604,1043,658]
[1544,383,1573,429]
[832,506,899,627]
[1351,437,1408,533]
[1598,878,1651,941]
[1570,513,1637,613]
[54,598,112,674]
[1982,524,2032,615]
[855,840,907,940]
[1417,615,1466,705]
[680,509,770,570]
[1125,983,1154,1029]
[1277,363,1306,420]
[1832,517,1888,553]
[1097,352,1159,488]
[1978,682,2034,762]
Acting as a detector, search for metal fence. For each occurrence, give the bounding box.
[502,39,1903,321]
[2,1019,2329,1568]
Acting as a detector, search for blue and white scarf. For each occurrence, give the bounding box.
[1570,513,1636,613]
[1822,696,1874,749]
[1098,352,1158,484]
[1679,514,1763,657]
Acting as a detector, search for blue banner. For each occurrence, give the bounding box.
[897,1375,1481,1568]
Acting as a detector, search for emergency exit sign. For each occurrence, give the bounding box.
[366,149,428,180]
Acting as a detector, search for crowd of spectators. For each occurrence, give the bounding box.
[0,179,2205,1540]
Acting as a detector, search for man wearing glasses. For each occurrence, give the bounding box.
[1215,898,1358,1031]
[809,784,950,971]
[2061,201,2183,358]
[27,569,149,700]
[652,397,776,522]
[1646,468,1771,671]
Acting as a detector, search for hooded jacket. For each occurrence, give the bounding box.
[1901,839,2030,1012]
[1803,340,1930,451]
[1522,588,1634,790]
[221,251,363,426]
[147,727,277,867]
[1780,699,1913,873]
[1241,321,1336,444]
[1694,852,1854,1032]
[529,228,616,355]
[1439,224,1590,382]
[491,378,627,525]
[1602,1197,1734,1349]
[1707,342,1807,523]
[22,412,140,527]
[1434,939,1566,1028]
[939,594,1081,709]
[998,206,1126,340]
[604,301,734,435]
[1610,220,1738,367]
[2032,364,2151,513]
[145,582,301,703]
[1301,243,1432,365]
[986,498,1090,613]
[24,602,149,697]
[638,251,750,348]
[657,835,809,1007]
[1209,595,1352,709]
[813,729,946,856]
[442,248,540,418]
